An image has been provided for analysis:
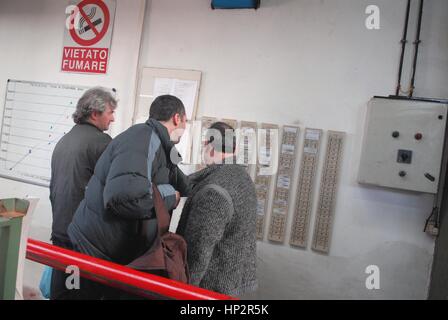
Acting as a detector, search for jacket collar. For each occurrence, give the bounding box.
[79,121,103,132]
[146,118,182,165]
[189,157,238,184]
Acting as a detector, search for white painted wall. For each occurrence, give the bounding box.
[0,0,146,293]
[138,0,448,299]
[1,0,447,300]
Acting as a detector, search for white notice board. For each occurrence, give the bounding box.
[0,80,91,187]
[134,67,202,164]
[134,67,201,123]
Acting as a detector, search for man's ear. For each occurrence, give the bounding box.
[90,110,99,121]
[172,113,180,126]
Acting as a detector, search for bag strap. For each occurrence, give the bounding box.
[189,184,234,220]
[204,184,234,218]
[152,184,171,235]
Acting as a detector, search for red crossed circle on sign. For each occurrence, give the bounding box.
[69,0,110,46]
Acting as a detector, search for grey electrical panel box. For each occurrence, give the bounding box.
[358,97,447,194]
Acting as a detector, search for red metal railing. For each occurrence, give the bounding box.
[26,238,236,300]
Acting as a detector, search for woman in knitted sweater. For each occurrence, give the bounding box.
[177,122,258,296]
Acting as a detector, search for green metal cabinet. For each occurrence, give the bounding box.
[0,198,29,300]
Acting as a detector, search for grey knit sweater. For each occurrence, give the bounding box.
[177,162,258,296]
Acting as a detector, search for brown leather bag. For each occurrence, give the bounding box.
[127,185,189,284]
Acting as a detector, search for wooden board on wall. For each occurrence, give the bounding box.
[133,67,201,123]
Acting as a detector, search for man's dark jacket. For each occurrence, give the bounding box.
[50,123,111,243]
[67,118,190,264]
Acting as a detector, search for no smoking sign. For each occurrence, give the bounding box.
[61,0,116,74]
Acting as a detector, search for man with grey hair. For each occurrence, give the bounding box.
[49,86,116,300]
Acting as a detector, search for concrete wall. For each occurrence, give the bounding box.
[0,0,146,293]
[138,0,448,299]
[428,163,448,299]
[1,0,447,299]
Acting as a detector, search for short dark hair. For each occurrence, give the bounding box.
[149,95,186,121]
[206,122,236,154]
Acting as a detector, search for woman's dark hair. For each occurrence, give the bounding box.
[206,121,236,154]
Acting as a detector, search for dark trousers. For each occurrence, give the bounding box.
[50,238,120,300]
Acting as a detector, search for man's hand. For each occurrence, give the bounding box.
[175,191,181,208]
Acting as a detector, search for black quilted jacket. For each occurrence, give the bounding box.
[67,118,190,264]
